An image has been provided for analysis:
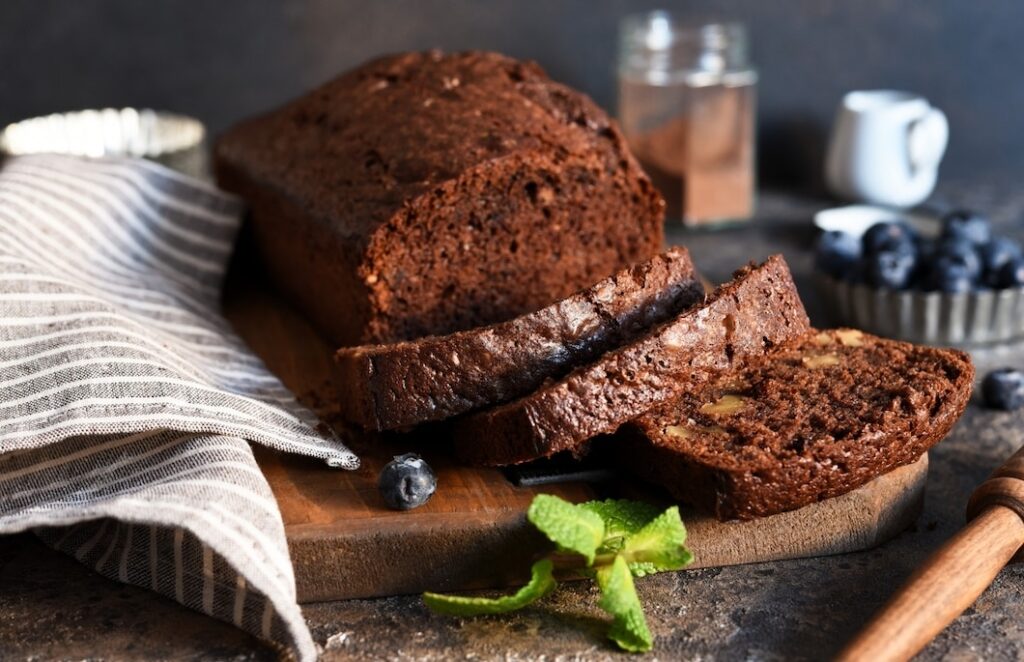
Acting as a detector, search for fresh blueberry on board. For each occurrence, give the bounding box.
[378,453,437,510]
[997,257,1024,289]
[815,230,861,278]
[981,368,1024,410]
[981,237,1024,285]
[864,250,917,289]
[923,255,975,293]
[861,221,918,256]
[942,209,992,246]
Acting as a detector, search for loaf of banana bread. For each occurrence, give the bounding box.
[618,329,973,520]
[335,247,703,430]
[452,255,811,466]
[215,50,664,346]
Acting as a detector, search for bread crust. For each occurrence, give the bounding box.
[335,248,703,430]
[452,255,811,465]
[619,329,974,520]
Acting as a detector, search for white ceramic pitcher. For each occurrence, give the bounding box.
[825,90,948,208]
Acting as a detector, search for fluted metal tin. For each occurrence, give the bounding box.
[818,275,1024,347]
[0,108,207,179]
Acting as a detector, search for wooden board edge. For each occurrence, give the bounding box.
[295,456,928,602]
[685,455,928,570]
[294,513,546,602]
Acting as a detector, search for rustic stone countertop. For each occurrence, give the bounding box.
[3,187,1024,661]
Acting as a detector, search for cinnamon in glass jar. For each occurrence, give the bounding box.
[618,14,757,228]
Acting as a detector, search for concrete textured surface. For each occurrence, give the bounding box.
[4,186,1024,660]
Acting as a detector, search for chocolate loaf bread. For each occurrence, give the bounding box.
[215,50,664,346]
[452,255,811,466]
[619,329,973,520]
[335,248,703,431]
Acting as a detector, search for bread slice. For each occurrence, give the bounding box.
[334,248,704,430]
[617,328,973,520]
[452,255,810,465]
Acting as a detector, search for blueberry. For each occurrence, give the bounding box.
[982,368,1024,410]
[942,209,991,246]
[916,237,940,260]
[378,453,437,510]
[862,221,918,256]
[815,230,861,279]
[997,257,1024,288]
[923,255,975,293]
[864,250,917,289]
[845,259,869,285]
[981,237,1024,286]
[935,238,983,281]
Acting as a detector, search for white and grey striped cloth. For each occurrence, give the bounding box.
[0,154,359,661]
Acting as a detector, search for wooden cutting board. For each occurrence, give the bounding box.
[223,271,928,604]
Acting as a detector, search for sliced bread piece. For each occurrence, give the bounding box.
[335,247,704,431]
[452,255,811,465]
[618,328,973,521]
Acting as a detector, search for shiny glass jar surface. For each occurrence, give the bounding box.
[618,13,757,228]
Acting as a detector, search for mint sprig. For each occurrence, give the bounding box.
[527,493,605,564]
[423,559,556,616]
[621,506,694,578]
[581,499,660,540]
[422,495,694,653]
[597,554,653,652]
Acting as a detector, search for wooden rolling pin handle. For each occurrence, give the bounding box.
[837,447,1024,662]
[966,446,1024,522]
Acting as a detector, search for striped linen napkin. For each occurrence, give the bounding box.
[0,154,359,660]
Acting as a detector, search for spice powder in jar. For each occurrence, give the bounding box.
[618,14,757,228]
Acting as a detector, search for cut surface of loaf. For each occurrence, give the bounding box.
[215,50,664,346]
[452,255,811,466]
[619,329,974,520]
[335,248,704,431]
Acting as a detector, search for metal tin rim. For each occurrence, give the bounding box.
[817,273,1024,347]
[0,107,205,159]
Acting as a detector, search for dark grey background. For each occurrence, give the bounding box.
[1,0,1021,186]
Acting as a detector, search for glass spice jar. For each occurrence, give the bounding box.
[618,13,757,228]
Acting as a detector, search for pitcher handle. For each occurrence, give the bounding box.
[907,107,949,173]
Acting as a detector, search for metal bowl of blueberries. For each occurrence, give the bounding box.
[814,208,1024,347]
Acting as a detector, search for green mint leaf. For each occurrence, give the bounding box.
[621,506,694,577]
[422,559,556,616]
[580,499,662,553]
[527,494,604,564]
[596,554,653,652]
